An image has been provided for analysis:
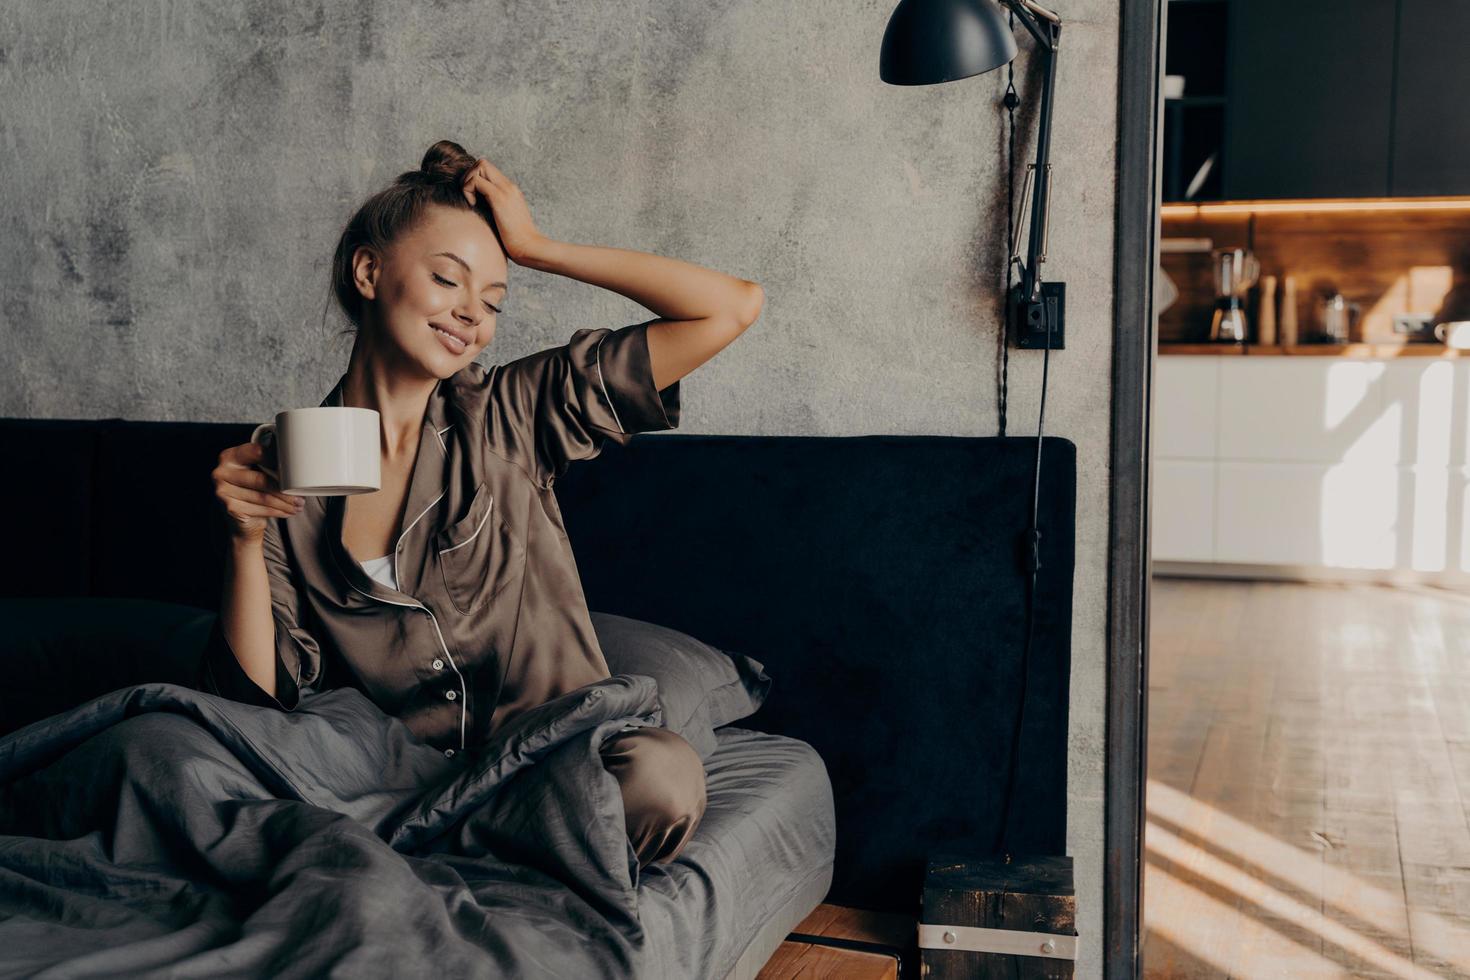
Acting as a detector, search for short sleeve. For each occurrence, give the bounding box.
[198,517,326,711]
[483,318,681,487]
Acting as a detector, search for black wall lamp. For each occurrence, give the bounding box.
[880,0,1065,350]
[879,1,1069,879]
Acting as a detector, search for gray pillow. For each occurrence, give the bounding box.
[0,598,216,739]
[589,611,772,760]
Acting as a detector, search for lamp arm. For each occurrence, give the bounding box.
[999,0,1055,49]
[1011,15,1061,306]
[1018,0,1061,24]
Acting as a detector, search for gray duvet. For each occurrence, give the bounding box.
[0,673,835,979]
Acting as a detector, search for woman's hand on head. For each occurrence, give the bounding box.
[461,157,546,266]
[212,441,306,542]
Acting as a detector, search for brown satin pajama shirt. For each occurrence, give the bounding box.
[200,318,707,867]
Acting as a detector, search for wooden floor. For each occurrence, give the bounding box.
[1145,578,1470,980]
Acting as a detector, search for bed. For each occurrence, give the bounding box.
[647,727,836,980]
[0,664,833,978]
[0,417,1076,977]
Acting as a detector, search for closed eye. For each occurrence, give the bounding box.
[432,272,503,314]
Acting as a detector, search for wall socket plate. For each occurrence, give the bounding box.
[1011,281,1067,350]
[1393,312,1436,337]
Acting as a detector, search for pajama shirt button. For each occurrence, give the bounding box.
[446,690,457,701]
[432,659,445,670]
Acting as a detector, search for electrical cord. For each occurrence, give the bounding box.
[993,315,1051,860]
[992,5,1052,858]
[999,7,1018,439]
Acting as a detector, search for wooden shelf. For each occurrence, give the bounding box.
[1159,343,1247,355]
[1160,343,1468,358]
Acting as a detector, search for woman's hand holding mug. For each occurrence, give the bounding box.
[212,439,306,542]
[213,407,381,541]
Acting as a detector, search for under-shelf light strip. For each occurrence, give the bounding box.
[1162,197,1470,217]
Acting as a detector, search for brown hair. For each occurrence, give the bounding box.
[327,140,501,332]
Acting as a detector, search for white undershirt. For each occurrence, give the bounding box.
[359,554,398,591]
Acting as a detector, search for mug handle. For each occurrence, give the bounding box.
[250,422,281,483]
[1436,322,1448,343]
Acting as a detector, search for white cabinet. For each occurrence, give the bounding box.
[1217,359,1398,464]
[1153,354,1470,580]
[1153,461,1214,561]
[1154,358,1219,459]
[1380,360,1470,467]
[1214,462,1399,568]
[1153,357,1221,564]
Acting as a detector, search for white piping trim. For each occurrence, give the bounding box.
[333,546,467,750]
[433,424,453,453]
[437,499,493,555]
[394,489,445,593]
[592,333,626,435]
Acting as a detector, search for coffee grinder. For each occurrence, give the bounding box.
[1209,247,1260,344]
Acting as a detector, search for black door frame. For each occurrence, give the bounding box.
[1107,0,1163,976]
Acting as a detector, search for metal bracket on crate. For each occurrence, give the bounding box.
[917,922,1078,960]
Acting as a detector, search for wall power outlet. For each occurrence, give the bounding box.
[1011,281,1067,350]
[1393,313,1436,337]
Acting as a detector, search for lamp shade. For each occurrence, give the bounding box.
[880,0,1018,86]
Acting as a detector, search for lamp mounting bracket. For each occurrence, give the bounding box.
[1002,1,1064,350]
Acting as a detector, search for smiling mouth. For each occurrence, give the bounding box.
[429,322,469,353]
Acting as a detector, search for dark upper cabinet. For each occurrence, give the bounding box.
[1390,0,1470,195]
[1161,1,1230,202]
[1223,0,1398,199]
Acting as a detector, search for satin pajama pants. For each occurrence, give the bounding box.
[597,725,708,867]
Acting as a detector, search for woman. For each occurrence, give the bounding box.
[204,140,764,868]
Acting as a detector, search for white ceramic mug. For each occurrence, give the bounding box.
[1435,321,1470,350]
[250,407,381,496]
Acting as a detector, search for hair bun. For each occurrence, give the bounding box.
[419,139,476,181]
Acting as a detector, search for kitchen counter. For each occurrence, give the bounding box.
[1160,343,1468,358]
[1153,352,1470,584]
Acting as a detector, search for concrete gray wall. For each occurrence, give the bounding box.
[0,1,1118,972]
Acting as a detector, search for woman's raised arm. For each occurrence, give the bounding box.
[461,156,765,391]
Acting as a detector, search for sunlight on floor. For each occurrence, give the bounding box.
[1147,779,1470,978]
[1146,579,1470,979]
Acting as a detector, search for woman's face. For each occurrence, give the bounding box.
[353,203,508,377]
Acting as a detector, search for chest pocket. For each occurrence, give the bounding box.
[436,482,526,615]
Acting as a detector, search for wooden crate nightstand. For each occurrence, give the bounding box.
[919,854,1076,979]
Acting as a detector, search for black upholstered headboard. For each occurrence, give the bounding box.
[0,418,1076,914]
[557,434,1076,911]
